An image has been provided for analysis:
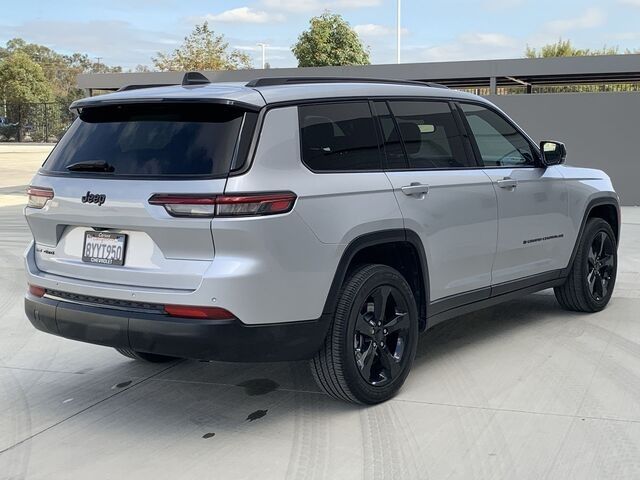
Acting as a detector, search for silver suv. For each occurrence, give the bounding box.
[24,75,620,404]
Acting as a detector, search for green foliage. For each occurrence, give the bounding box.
[292,12,370,67]
[152,22,252,71]
[525,39,620,58]
[523,39,640,94]
[0,38,122,141]
[0,38,122,105]
[0,52,53,104]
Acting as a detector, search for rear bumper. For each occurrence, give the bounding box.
[25,294,330,362]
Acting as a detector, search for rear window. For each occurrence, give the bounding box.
[43,103,247,178]
[299,102,381,172]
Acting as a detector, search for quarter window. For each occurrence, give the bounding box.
[460,103,537,167]
[299,102,381,171]
[386,101,472,169]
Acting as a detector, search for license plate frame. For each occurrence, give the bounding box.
[82,231,127,266]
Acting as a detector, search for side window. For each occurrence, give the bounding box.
[373,101,407,169]
[460,103,537,167]
[387,100,472,169]
[299,102,381,172]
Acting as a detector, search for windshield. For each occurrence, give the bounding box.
[42,103,246,178]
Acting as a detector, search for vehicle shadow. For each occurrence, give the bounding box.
[0,291,584,469]
[413,291,566,368]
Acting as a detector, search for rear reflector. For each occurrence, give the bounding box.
[149,192,296,218]
[28,284,46,297]
[164,304,235,320]
[27,186,54,209]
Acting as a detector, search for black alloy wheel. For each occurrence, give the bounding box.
[353,285,412,386]
[587,230,615,302]
[555,217,617,312]
[311,264,419,404]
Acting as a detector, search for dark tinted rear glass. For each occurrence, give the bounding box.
[388,101,471,169]
[43,103,246,178]
[299,102,381,171]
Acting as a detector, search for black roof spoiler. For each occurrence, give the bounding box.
[245,77,449,89]
[115,72,211,92]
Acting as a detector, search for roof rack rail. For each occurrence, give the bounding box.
[245,77,449,89]
[182,71,211,86]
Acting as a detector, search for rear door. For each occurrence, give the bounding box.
[26,102,251,290]
[376,99,498,303]
[457,102,571,287]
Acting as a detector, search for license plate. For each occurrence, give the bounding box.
[82,231,127,266]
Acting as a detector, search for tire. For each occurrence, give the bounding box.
[555,217,617,312]
[114,347,178,363]
[310,264,419,404]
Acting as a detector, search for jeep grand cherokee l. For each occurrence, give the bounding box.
[24,75,620,404]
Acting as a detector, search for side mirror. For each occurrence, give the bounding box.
[540,141,566,166]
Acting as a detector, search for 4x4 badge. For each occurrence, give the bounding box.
[81,191,106,206]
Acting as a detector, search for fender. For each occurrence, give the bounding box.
[561,193,621,277]
[321,229,430,324]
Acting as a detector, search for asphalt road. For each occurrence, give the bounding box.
[1,145,640,479]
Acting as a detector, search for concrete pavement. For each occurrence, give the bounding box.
[1,145,640,479]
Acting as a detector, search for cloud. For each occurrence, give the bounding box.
[353,24,407,38]
[262,0,382,13]
[0,19,178,68]
[398,32,522,63]
[608,32,640,41]
[458,33,514,47]
[619,0,640,6]
[543,7,605,34]
[202,7,285,24]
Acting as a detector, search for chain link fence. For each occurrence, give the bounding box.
[0,102,75,143]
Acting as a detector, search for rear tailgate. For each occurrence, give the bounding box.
[25,100,257,291]
[26,176,224,290]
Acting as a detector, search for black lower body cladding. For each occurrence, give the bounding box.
[24,294,331,362]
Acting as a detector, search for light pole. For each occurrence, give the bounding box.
[396,0,401,63]
[257,43,268,69]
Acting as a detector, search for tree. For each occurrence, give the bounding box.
[0,52,53,104]
[152,22,252,71]
[0,38,122,104]
[526,39,619,58]
[133,64,152,73]
[293,12,370,67]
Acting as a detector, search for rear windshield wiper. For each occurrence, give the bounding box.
[66,160,115,173]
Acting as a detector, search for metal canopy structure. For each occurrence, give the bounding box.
[77,54,640,95]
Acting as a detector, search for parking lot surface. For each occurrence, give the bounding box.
[1,145,640,479]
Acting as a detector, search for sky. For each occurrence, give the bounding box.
[1,0,639,69]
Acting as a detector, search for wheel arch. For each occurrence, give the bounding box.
[562,194,621,276]
[322,229,430,331]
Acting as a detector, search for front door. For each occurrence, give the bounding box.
[458,102,571,287]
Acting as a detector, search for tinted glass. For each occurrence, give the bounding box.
[299,102,381,171]
[388,101,471,169]
[43,103,245,177]
[374,101,407,169]
[460,103,536,167]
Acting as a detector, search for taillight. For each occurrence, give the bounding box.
[27,186,54,209]
[149,192,296,218]
[28,284,46,297]
[164,305,235,320]
[215,192,296,217]
[148,194,216,217]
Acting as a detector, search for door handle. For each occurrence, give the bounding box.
[401,183,430,197]
[496,177,518,189]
